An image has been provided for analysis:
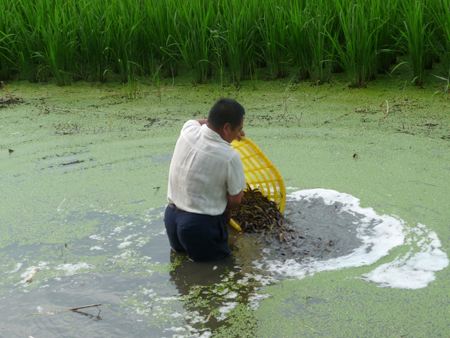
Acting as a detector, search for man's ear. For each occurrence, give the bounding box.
[223,122,232,134]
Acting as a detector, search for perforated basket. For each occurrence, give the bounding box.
[229,137,286,232]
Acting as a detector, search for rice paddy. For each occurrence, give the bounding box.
[0,0,448,87]
[1,1,449,336]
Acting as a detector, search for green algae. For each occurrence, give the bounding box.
[256,270,450,337]
[214,304,258,338]
[0,78,449,337]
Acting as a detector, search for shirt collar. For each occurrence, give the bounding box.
[202,124,230,145]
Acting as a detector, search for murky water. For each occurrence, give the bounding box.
[1,82,449,337]
[0,197,394,336]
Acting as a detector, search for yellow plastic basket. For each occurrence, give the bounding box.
[229,137,286,232]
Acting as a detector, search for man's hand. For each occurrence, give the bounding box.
[227,191,243,209]
[237,129,245,141]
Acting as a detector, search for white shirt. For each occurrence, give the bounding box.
[167,120,246,215]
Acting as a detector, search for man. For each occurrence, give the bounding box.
[164,98,246,262]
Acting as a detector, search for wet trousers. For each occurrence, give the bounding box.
[164,204,231,262]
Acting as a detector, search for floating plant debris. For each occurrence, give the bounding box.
[230,186,294,242]
[0,95,23,107]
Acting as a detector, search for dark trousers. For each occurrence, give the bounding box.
[164,204,231,262]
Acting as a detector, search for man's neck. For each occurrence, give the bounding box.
[206,123,227,142]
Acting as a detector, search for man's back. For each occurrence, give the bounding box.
[168,120,245,216]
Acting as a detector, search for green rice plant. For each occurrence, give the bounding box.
[0,1,17,80]
[0,0,445,87]
[6,1,48,81]
[103,1,143,83]
[257,0,289,79]
[376,0,400,73]
[429,0,450,76]
[141,0,180,79]
[285,1,310,80]
[32,0,78,84]
[328,0,383,87]
[304,0,336,83]
[173,0,215,83]
[75,0,113,81]
[0,32,15,80]
[209,25,227,87]
[397,0,430,86]
[218,0,260,86]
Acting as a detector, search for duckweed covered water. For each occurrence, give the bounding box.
[1,79,449,337]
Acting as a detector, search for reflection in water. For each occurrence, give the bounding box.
[168,250,264,334]
[0,189,446,337]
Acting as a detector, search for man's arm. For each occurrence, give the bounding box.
[227,191,244,209]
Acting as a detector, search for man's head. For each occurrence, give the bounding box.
[208,98,245,143]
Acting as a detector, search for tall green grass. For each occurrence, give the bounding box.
[329,0,383,87]
[305,0,336,83]
[285,1,310,80]
[430,0,450,77]
[257,1,289,79]
[398,0,430,86]
[0,0,448,87]
[218,0,260,85]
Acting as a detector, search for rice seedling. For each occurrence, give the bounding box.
[376,0,400,74]
[103,1,143,83]
[0,32,14,80]
[397,0,430,86]
[0,1,17,80]
[29,0,78,85]
[173,0,215,83]
[304,0,336,83]
[429,0,450,76]
[0,0,446,87]
[75,1,113,81]
[328,0,383,87]
[257,1,289,79]
[217,0,260,86]
[285,1,310,80]
[209,26,227,87]
[141,1,180,79]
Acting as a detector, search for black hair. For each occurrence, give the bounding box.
[208,98,245,129]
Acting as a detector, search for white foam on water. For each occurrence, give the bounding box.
[55,262,93,275]
[217,302,238,321]
[248,293,270,310]
[20,262,48,284]
[363,223,449,289]
[89,234,104,241]
[117,241,132,249]
[260,189,448,289]
[9,262,23,274]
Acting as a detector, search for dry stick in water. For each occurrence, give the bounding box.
[69,304,102,312]
[69,304,102,320]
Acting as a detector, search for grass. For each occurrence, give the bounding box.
[329,0,383,87]
[0,0,448,87]
[429,0,450,78]
[398,0,429,86]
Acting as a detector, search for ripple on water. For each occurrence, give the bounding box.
[0,189,447,337]
[257,189,448,290]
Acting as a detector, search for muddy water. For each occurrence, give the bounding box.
[1,81,449,337]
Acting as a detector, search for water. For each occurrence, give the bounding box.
[0,190,446,337]
[1,82,449,337]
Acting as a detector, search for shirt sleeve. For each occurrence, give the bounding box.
[227,152,246,196]
[181,120,200,133]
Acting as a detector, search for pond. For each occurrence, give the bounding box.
[1,80,449,337]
